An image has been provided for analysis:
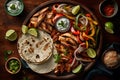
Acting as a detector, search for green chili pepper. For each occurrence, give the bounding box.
[74,13,81,30]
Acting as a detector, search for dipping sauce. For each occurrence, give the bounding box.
[5,57,21,74]
[103,50,118,68]
[103,4,114,16]
[6,0,23,15]
[56,17,70,32]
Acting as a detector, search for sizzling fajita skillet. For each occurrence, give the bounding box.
[17,0,102,79]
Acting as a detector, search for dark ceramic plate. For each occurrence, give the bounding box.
[22,0,102,79]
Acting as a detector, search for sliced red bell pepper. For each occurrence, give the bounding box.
[68,58,73,64]
[86,13,91,17]
[52,4,59,14]
[77,35,82,44]
[52,13,64,23]
[71,27,80,35]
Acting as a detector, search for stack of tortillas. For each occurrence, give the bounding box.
[18,30,57,73]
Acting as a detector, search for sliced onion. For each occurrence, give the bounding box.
[79,15,88,27]
[58,4,67,8]
[70,57,76,67]
[74,44,86,61]
[53,4,68,14]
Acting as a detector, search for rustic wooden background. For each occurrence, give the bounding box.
[0,0,120,80]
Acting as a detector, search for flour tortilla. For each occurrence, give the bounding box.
[18,30,53,64]
[27,46,57,74]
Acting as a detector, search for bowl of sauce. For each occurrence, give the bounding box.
[5,57,21,74]
[4,0,24,16]
[55,17,70,33]
[99,0,118,18]
[102,48,120,69]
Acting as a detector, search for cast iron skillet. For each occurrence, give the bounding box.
[22,0,103,79]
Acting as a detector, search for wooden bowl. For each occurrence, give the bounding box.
[22,0,103,79]
[5,57,21,74]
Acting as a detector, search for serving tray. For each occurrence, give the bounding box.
[22,0,103,79]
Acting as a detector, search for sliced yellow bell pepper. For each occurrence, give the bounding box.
[89,22,95,37]
[85,40,89,48]
[87,17,98,25]
[63,13,75,20]
[93,21,98,25]
[83,32,96,43]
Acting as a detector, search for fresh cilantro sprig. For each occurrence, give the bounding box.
[4,50,12,61]
[58,20,66,28]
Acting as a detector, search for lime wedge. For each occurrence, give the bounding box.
[28,28,38,37]
[5,29,17,41]
[22,25,28,34]
[72,64,82,73]
[105,27,114,34]
[86,48,96,58]
[104,22,114,34]
[72,5,80,15]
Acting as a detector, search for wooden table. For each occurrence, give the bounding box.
[0,0,120,80]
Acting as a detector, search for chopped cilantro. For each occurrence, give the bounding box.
[53,54,61,63]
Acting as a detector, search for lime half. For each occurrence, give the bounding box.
[72,64,82,73]
[86,48,96,58]
[5,29,17,41]
[105,22,114,34]
[28,28,38,37]
[22,25,28,34]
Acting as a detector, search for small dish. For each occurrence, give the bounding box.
[5,57,21,74]
[55,16,70,33]
[99,0,118,18]
[102,48,120,69]
[4,0,24,16]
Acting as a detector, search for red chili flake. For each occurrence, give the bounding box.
[103,4,114,16]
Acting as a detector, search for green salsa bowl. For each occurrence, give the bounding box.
[5,57,21,74]
[4,0,24,16]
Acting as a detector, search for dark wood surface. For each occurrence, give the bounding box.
[0,0,120,80]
